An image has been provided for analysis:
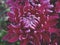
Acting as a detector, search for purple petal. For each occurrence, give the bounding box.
[8,35,18,42]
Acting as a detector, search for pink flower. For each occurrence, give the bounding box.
[3,0,60,45]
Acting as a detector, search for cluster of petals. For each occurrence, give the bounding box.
[3,0,60,45]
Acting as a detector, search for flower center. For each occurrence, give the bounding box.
[20,12,40,30]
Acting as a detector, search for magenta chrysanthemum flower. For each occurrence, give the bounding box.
[3,0,60,45]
